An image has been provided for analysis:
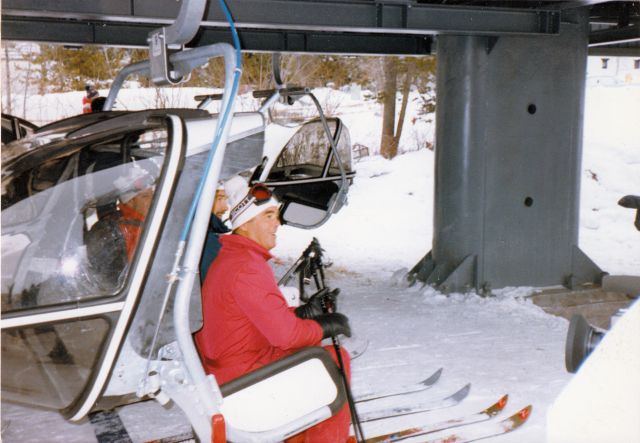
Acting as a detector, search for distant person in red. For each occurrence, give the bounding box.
[195,175,353,443]
[83,83,99,113]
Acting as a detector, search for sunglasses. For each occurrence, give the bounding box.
[230,183,274,221]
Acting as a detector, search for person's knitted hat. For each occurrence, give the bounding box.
[225,175,279,230]
[85,83,99,99]
[114,163,156,203]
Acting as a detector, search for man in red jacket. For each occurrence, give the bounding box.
[195,175,353,443]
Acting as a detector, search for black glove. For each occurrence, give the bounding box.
[314,313,352,338]
[322,288,340,313]
[295,287,340,319]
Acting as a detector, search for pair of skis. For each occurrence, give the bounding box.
[363,398,531,443]
[352,368,531,443]
[143,401,531,443]
[354,368,443,403]
[354,367,468,422]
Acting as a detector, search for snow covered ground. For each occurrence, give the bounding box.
[2,81,639,442]
[340,278,567,442]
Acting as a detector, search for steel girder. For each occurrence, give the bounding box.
[1,0,563,54]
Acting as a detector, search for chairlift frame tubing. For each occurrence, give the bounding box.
[257,53,285,113]
[103,45,218,111]
[99,42,238,442]
[281,91,348,229]
[173,43,237,415]
[256,87,349,228]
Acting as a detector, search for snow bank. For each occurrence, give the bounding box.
[579,85,640,276]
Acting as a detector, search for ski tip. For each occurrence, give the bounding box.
[490,405,533,434]
[518,405,533,421]
[423,367,444,386]
[450,383,471,401]
[508,405,533,425]
[484,394,509,416]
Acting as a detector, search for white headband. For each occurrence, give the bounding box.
[224,176,279,229]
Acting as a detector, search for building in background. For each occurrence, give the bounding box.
[587,56,640,86]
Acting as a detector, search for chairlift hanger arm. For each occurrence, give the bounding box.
[147,0,207,86]
[162,0,207,46]
[272,53,284,88]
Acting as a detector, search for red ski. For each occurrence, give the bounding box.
[421,405,532,443]
[365,395,508,442]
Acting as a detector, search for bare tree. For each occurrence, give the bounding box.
[380,57,398,159]
[380,56,435,159]
[4,44,13,114]
[21,51,34,119]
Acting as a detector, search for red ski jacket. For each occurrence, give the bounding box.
[117,203,145,261]
[82,95,95,113]
[195,234,323,385]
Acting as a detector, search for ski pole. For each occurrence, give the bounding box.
[316,273,366,442]
[331,333,365,443]
[277,237,321,286]
[285,239,365,440]
[278,254,305,286]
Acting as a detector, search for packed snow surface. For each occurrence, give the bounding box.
[2,80,639,442]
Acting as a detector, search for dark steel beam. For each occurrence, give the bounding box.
[589,24,640,47]
[1,17,432,55]
[544,0,614,11]
[194,28,432,55]
[2,0,561,41]
[588,45,640,56]
[6,0,636,53]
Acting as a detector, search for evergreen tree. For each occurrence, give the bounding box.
[32,45,132,92]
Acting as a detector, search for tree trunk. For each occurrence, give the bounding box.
[4,45,13,114]
[393,64,414,153]
[22,55,33,120]
[380,57,398,159]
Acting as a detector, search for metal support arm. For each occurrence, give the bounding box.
[147,0,207,85]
